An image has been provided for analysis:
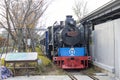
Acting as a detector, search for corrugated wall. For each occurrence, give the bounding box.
[92,18,120,79]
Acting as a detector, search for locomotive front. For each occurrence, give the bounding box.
[61,16,81,46]
[49,15,91,69]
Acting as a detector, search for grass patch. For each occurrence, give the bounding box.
[38,56,51,66]
[35,46,51,66]
[32,46,64,75]
[1,58,5,66]
[35,47,43,56]
[0,48,2,53]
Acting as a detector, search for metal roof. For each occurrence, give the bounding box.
[80,0,120,23]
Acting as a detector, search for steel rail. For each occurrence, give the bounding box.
[82,72,99,80]
[65,72,78,80]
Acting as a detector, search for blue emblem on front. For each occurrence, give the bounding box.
[58,47,85,56]
[69,48,75,56]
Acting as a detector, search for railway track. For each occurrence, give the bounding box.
[66,72,78,80]
[82,72,99,80]
[64,69,99,80]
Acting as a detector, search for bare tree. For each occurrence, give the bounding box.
[73,0,88,21]
[0,0,51,51]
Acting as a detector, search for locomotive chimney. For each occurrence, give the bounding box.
[65,15,76,27]
[65,15,73,26]
[66,15,72,19]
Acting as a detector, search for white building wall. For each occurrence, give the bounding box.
[92,18,120,79]
[93,21,114,72]
[114,19,120,79]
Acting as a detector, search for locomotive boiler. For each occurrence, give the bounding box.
[54,16,84,47]
[40,15,91,69]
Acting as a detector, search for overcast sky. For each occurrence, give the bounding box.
[39,0,111,27]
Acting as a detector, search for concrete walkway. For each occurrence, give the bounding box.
[95,76,114,80]
[5,75,93,80]
[4,75,114,80]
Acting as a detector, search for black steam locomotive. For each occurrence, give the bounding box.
[40,15,91,69]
